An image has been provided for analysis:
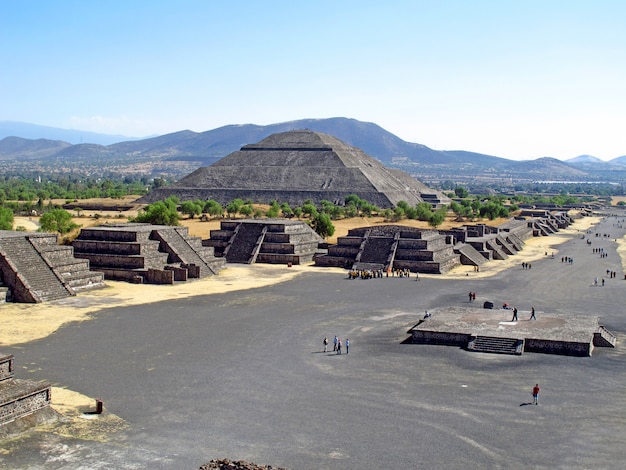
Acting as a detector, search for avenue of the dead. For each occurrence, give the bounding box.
[2,212,626,469]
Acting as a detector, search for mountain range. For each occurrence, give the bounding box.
[1,118,625,184]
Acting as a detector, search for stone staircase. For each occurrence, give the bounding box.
[0,236,73,303]
[225,223,266,263]
[152,227,220,277]
[594,326,617,348]
[33,243,105,292]
[358,237,395,266]
[467,336,524,355]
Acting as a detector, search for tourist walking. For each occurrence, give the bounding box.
[529,307,536,320]
[532,384,540,405]
[511,307,518,322]
[345,338,350,354]
[337,338,342,355]
[333,335,338,352]
[323,336,328,352]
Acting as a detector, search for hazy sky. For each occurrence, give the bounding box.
[2,1,624,160]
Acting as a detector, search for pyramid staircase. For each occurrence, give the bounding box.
[467,336,524,355]
[0,236,73,302]
[225,223,266,263]
[152,227,223,276]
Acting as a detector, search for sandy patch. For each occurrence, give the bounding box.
[36,387,128,442]
[12,217,40,231]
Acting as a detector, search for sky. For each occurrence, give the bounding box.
[1,1,625,161]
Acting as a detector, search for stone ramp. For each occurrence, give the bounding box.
[152,227,216,276]
[455,242,487,266]
[0,236,73,302]
[225,223,266,263]
[486,238,508,260]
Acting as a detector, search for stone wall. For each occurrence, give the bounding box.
[0,355,13,382]
[0,387,51,425]
[524,338,592,357]
[410,330,471,346]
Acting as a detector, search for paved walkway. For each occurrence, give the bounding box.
[3,213,626,469]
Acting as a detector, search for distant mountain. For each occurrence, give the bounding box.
[0,121,140,146]
[0,117,624,183]
[566,155,604,164]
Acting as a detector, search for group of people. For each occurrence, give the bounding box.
[347,268,417,280]
[521,262,532,269]
[324,335,350,354]
[468,292,477,302]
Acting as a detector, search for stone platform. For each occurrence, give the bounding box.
[408,306,616,356]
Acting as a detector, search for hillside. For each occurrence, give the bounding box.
[0,117,624,183]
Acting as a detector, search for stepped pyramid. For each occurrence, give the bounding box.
[140,130,449,208]
[72,223,225,284]
[0,231,105,303]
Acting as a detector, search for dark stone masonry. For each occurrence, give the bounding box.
[139,130,450,208]
[72,223,225,284]
[0,230,104,303]
[204,219,323,265]
[0,354,53,429]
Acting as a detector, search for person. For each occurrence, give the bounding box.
[529,307,536,320]
[333,335,338,352]
[424,310,431,319]
[532,384,540,405]
[345,338,350,354]
[336,338,342,355]
[511,307,518,321]
[323,336,328,352]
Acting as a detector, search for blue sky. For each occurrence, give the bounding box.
[1,1,624,160]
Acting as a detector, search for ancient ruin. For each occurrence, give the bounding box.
[0,231,105,303]
[139,130,450,208]
[315,225,460,273]
[408,306,616,357]
[72,223,225,284]
[0,353,54,432]
[315,211,578,274]
[204,219,323,265]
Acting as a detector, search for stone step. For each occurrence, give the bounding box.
[468,336,523,355]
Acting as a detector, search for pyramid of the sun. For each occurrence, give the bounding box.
[141,130,449,208]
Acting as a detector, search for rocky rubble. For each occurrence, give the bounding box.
[200,458,290,470]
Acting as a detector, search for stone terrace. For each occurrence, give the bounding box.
[73,223,225,284]
[315,225,460,273]
[0,231,104,303]
[204,219,323,265]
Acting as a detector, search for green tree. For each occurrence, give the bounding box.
[428,206,448,227]
[311,212,335,238]
[203,200,223,218]
[301,203,318,218]
[39,209,79,234]
[239,204,254,218]
[181,200,202,219]
[454,186,469,198]
[132,197,179,225]
[0,207,14,230]
[266,201,280,218]
[226,199,244,218]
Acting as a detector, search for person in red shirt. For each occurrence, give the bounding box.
[532,384,540,405]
